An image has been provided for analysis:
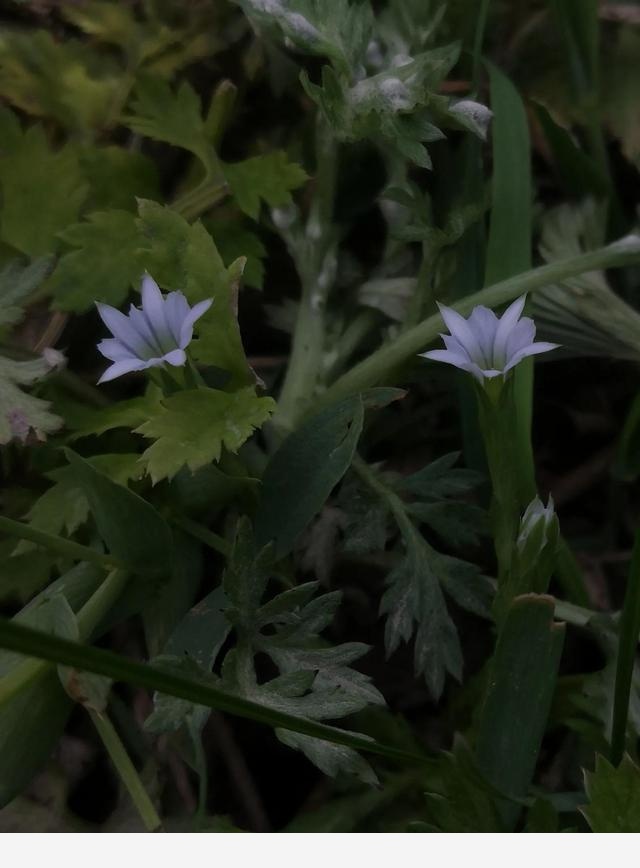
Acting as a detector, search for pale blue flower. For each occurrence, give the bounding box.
[96,275,212,384]
[421,295,558,383]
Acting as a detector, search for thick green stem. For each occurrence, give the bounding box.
[316,236,640,412]
[90,708,162,832]
[274,117,338,431]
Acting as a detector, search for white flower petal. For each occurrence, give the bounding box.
[97,357,149,384]
[141,274,175,352]
[163,347,187,367]
[492,295,527,366]
[437,303,486,366]
[97,338,136,363]
[503,341,559,373]
[467,305,499,365]
[505,317,536,360]
[178,298,213,348]
[164,291,191,344]
[96,303,150,358]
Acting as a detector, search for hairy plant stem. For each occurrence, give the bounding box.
[273,116,338,432]
[316,236,640,412]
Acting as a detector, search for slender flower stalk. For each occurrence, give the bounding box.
[96,274,212,384]
[421,297,560,611]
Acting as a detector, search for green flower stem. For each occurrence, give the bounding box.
[0,568,128,706]
[0,516,120,570]
[89,708,162,832]
[315,236,640,416]
[273,116,338,432]
[475,379,521,591]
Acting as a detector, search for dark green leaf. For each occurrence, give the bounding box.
[255,396,364,558]
[64,449,172,578]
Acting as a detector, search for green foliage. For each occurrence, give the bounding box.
[135,387,276,483]
[476,595,565,827]
[0,355,62,445]
[0,30,118,132]
[49,211,143,312]
[22,454,143,543]
[65,449,172,578]
[125,77,218,177]
[255,396,364,558]
[224,153,308,219]
[0,257,52,328]
[1,0,640,832]
[0,122,88,256]
[220,520,384,782]
[582,755,640,832]
[345,454,491,698]
[0,564,104,807]
[423,740,504,832]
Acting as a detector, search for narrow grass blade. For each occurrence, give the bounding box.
[611,529,640,766]
[0,617,426,767]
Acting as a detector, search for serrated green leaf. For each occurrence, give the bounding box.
[381,522,462,699]
[223,152,308,219]
[277,729,378,785]
[49,210,143,312]
[0,355,62,445]
[217,521,384,781]
[135,387,275,484]
[125,76,216,176]
[0,124,88,256]
[65,391,162,441]
[582,754,640,832]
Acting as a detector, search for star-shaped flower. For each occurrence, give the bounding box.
[421,295,558,383]
[96,274,212,384]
